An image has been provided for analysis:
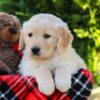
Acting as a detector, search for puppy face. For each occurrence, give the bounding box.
[19,14,73,61]
[0,13,20,43]
[0,26,19,43]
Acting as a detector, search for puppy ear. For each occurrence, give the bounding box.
[18,33,25,51]
[18,21,29,51]
[57,25,73,53]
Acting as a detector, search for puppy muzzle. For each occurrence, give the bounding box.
[8,27,17,35]
[31,47,40,56]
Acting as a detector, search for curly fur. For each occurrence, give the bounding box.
[0,12,21,74]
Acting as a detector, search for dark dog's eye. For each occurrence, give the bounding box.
[43,34,51,39]
[28,33,33,37]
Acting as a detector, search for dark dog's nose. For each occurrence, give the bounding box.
[8,27,17,35]
[31,47,40,55]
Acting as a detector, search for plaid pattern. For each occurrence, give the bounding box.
[0,69,93,100]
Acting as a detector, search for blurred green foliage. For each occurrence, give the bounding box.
[0,0,100,85]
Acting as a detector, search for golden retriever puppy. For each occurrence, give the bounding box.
[18,14,86,95]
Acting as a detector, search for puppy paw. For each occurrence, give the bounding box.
[38,79,55,95]
[55,78,71,92]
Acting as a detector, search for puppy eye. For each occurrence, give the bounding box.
[43,34,51,39]
[28,33,33,37]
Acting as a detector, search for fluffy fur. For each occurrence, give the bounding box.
[18,13,86,95]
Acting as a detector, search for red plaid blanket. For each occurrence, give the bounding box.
[0,69,93,100]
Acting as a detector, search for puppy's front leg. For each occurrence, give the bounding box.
[35,67,55,95]
[55,67,71,92]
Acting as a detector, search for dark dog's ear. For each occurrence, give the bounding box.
[57,25,73,53]
[18,32,25,50]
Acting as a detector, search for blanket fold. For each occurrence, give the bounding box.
[0,69,93,100]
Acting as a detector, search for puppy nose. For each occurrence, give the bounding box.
[31,47,40,55]
[8,27,17,35]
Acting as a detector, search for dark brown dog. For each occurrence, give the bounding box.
[0,12,21,75]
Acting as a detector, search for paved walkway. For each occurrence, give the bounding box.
[90,87,100,100]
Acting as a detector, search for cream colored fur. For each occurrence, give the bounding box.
[18,13,86,95]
